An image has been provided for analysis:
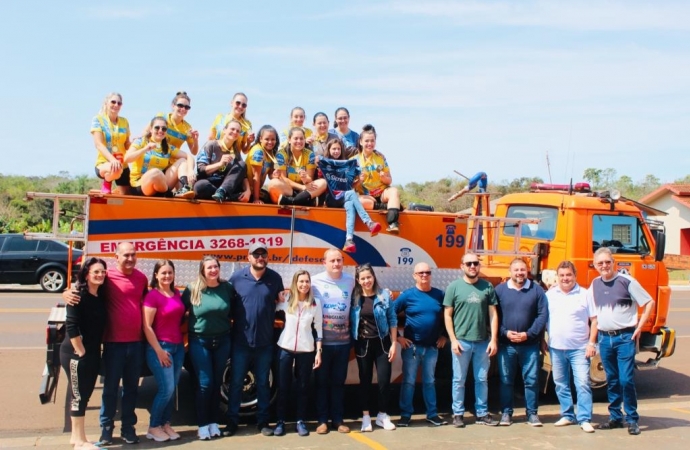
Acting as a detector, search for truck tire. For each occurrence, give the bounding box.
[219,359,277,417]
[39,268,67,293]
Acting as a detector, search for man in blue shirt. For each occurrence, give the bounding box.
[223,242,284,437]
[394,262,447,427]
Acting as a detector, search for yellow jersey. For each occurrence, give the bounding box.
[354,150,390,197]
[91,114,130,165]
[275,148,316,184]
[246,143,277,186]
[127,137,181,187]
[156,112,194,150]
[209,113,252,150]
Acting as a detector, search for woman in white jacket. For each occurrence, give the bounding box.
[274,269,323,437]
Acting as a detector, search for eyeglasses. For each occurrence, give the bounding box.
[235,100,247,108]
[596,260,613,267]
[415,271,432,276]
[175,103,191,110]
[110,100,122,105]
[251,251,268,259]
[464,261,480,267]
[153,125,168,132]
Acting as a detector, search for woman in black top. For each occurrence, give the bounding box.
[59,257,108,450]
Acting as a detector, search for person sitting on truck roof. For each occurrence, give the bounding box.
[60,257,108,450]
[318,138,381,253]
[273,269,323,437]
[124,116,196,198]
[311,112,338,162]
[195,120,251,203]
[354,125,402,234]
[351,263,398,432]
[91,92,131,195]
[268,127,327,206]
[279,107,313,150]
[152,91,200,156]
[182,256,234,441]
[246,125,280,204]
[330,107,359,158]
[208,92,254,154]
[142,260,186,442]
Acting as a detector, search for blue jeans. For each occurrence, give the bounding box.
[100,341,144,430]
[276,348,315,422]
[598,330,639,423]
[344,190,372,239]
[188,334,231,427]
[315,344,350,425]
[226,343,274,425]
[498,342,540,416]
[451,339,490,416]
[146,341,185,427]
[550,347,592,424]
[400,344,438,419]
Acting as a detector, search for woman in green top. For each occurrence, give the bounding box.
[182,256,234,441]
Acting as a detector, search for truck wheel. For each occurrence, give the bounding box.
[219,359,277,417]
[39,269,66,293]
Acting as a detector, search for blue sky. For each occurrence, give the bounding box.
[2,0,689,186]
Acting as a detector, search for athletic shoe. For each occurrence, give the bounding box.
[163,423,180,440]
[146,426,170,442]
[376,412,396,430]
[100,181,112,194]
[175,185,195,199]
[527,414,543,427]
[580,422,595,433]
[499,413,513,426]
[597,419,624,430]
[296,421,310,437]
[555,417,576,427]
[98,425,114,445]
[208,423,220,438]
[453,415,465,428]
[211,187,226,203]
[316,423,329,434]
[258,423,274,436]
[476,414,498,426]
[361,415,373,432]
[198,425,211,441]
[273,421,285,437]
[628,422,641,435]
[343,239,356,253]
[398,417,412,427]
[120,427,139,444]
[369,222,382,237]
[386,222,400,234]
[426,415,447,426]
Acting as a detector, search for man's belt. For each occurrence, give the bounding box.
[599,326,636,336]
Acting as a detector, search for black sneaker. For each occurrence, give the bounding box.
[98,425,114,445]
[258,422,274,436]
[453,415,465,428]
[476,414,498,426]
[426,415,447,426]
[499,413,513,426]
[121,427,139,444]
[398,416,412,427]
[221,422,238,437]
[628,422,641,435]
[597,419,624,430]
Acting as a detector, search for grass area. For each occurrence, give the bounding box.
[668,269,690,281]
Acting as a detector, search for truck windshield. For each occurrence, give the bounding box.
[503,206,558,241]
[592,214,651,255]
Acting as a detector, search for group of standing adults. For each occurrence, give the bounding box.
[90,92,403,245]
[60,242,653,448]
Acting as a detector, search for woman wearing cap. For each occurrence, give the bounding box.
[208,93,254,154]
[91,92,131,194]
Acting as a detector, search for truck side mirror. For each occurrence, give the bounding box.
[653,230,666,262]
[531,242,550,279]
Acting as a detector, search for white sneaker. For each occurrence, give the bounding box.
[580,422,595,433]
[554,417,576,427]
[361,415,373,432]
[376,413,397,430]
[209,423,221,438]
[198,425,211,440]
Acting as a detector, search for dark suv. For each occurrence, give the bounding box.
[0,234,82,292]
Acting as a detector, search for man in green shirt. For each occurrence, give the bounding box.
[443,253,499,428]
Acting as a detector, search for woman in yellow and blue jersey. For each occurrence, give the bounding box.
[91,93,131,194]
[354,125,402,234]
[246,125,280,204]
[279,107,313,150]
[124,116,195,197]
[208,92,253,154]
